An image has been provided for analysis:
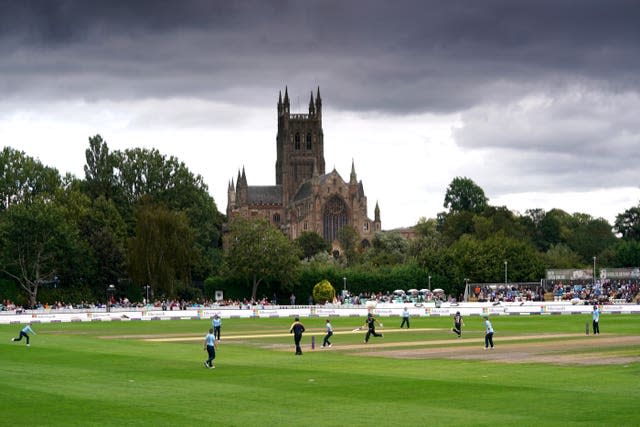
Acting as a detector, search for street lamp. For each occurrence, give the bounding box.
[343,277,347,291]
[144,285,150,305]
[106,284,115,312]
[428,275,432,291]
[504,260,508,284]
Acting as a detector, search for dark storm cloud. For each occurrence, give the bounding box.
[2,0,639,224]
[2,0,639,113]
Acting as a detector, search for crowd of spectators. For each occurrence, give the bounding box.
[1,293,444,312]
[550,279,640,304]
[473,285,544,303]
[1,299,18,311]
[2,280,638,312]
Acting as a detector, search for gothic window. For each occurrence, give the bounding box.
[295,133,301,150]
[323,195,349,243]
[303,221,308,231]
[273,213,281,225]
[361,239,370,249]
[306,133,312,150]
[364,221,369,231]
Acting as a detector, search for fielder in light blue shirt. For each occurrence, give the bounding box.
[592,305,600,335]
[12,323,36,346]
[204,328,218,369]
[212,315,222,340]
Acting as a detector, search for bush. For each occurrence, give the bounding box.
[204,276,225,299]
[312,280,335,304]
[176,284,203,302]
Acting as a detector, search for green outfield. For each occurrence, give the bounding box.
[1,314,639,426]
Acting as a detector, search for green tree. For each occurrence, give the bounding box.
[606,240,640,267]
[0,147,61,211]
[53,177,122,298]
[92,144,224,279]
[0,198,78,307]
[338,225,359,265]
[473,205,529,241]
[542,244,583,269]
[438,210,475,245]
[295,231,331,259]
[566,215,617,263]
[520,208,546,250]
[223,217,301,301]
[362,231,409,266]
[536,209,573,251]
[312,279,336,304]
[410,217,444,267]
[443,176,488,214]
[83,135,118,200]
[614,205,640,240]
[127,202,195,298]
[78,196,127,296]
[446,233,544,295]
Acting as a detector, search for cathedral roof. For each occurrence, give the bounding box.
[292,173,336,202]
[318,173,333,185]
[293,181,312,201]
[247,186,283,205]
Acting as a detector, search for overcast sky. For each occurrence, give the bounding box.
[2,0,639,229]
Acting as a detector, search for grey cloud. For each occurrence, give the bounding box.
[454,88,640,194]
[1,0,639,113]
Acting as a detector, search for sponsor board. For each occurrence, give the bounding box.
[1,303,640,324]
[315,309,340,316]
[428,308,451,316]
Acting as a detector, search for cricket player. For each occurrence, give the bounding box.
[592,305,600,335]
[400,307,410,328]
[322,319,333,348]
[289,316,305,355]
[212,314,222,340]
[452,311,464,338]
[364,312,383,343]
[483,315,494,349]
[203,328,217,368]
[12,323,36,346]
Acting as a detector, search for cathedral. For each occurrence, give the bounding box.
[226,87,381,252]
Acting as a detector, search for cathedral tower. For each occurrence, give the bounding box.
[227,86,380,251]
[276,87,325,205]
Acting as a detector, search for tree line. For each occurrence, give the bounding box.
[1,137,223,307]
[218,177,640,303]
[2,142,640,307]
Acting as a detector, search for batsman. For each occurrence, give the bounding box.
[363,312,384,343]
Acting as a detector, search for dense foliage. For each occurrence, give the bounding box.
[1,145,639,307]
[312,279,336,304]
[1,139,223,306]
[222,217,301,301]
